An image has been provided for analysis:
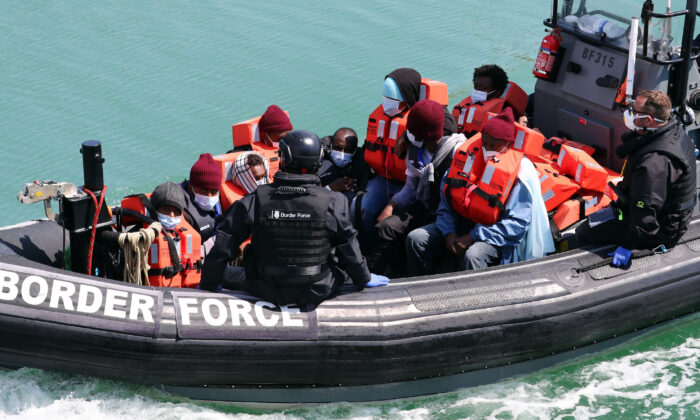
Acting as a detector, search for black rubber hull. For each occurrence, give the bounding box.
[0,219,698,403]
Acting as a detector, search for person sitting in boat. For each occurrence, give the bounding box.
[406,108,553,275]
[151,181,188,232]
[200,129,389,304]
[359,67,457,252]
[180,153,223,250]
[452,64,529,135]
[319,127,371,211]
[232,104,293,152]
[232,152,270,193]
[366,99,466,275]
[575,90,697,267]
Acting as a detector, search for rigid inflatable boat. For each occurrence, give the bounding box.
[1,0,700,404]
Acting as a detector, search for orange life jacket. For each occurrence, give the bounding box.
[452,81,529,135]
[556,145,608,192]
[444,134,524,226]
[551,189,612,232]
[364,78,449,182]
[604,169,623,202]
[533,161,580,212]
[231,114,284,175]
[540,136,596,162]
[120,194,202,288]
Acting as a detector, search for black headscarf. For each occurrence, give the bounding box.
[386,68,422,107]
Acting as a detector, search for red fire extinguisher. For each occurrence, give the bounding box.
[533,29,562,81]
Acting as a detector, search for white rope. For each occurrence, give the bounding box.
[118,222,162,286]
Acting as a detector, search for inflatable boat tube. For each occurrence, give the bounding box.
[0,218,698,404]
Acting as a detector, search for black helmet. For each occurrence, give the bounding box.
[278,129,323,174]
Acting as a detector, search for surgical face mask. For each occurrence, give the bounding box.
[382,96,402,117]
[194,193,219,211]
[157,213,181,230]
[482,145,506,162]
[330,150,352,167]
[264,133,280,148]
[471,89,493,103]
[256,179,267,186]
[406,130,423,148]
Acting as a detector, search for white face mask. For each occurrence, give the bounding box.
[471,89,492,103]
[256,178,267,186]
[194,193,219,211]
[330,150,352,167]
[406,130,423,148]
[623,109,660,132]
[382,96,402,117]
[482,145,507,162]
[157,213,181,230]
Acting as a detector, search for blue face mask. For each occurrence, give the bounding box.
[331,150,353,167]
[194,193,219,212]
[406,130,423,148]
[157,213,181,230]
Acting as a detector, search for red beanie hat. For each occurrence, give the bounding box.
[481,107,515,142]
[190,153,222,191]
[259,105,292,133]
[407,99,444,141]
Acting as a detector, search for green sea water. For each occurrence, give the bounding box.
[1,0,699,418]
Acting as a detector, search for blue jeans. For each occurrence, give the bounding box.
[359,176,403,251]
[406,223,501,276]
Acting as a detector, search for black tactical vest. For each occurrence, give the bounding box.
[252,181,331,286]
[628,121,697,214]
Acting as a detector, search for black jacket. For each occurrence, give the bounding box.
[200,171,370,305]
[318,146,372,202]
[615,120,697,249]
[180,181,221,243]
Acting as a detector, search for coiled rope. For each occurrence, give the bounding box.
[118,222,162,286]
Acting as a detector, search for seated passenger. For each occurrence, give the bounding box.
[406,108,553,275]
[232,104,293,152]
[232,152,270,194]
[259,104,293,149]
[150,181,203,287]
[452,64,528,135]
[360,68,457,251]
[181,153,223,246]
[575,90,697,266]
[201,130,389,305]
[152,181,187,233]
[367,100,466,275]
[319,127,371,207]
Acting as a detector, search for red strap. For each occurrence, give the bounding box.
[384,149,394,170]
[462,184,478,210]
[83,185,107,275]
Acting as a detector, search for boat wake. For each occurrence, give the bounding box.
[0,315,697,419]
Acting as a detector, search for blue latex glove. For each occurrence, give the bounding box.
[366,273,390,288]
[608,246,632,267]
